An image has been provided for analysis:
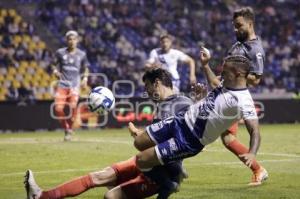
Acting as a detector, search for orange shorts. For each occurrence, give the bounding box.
[111,157,158,198]
[54,87,79,109]
[227,122,239,135]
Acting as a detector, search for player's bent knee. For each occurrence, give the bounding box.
[221,132,236,146]
[89,167,116,186]
[133,138,145,151]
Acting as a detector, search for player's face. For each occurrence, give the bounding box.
[160,38,172,52]
[233,16,251,42]
[144,79,161,101]
[66,35,78,49]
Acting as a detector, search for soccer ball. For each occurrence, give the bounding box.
[88,86,115,113]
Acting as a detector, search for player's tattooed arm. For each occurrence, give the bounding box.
[199,47,220,89]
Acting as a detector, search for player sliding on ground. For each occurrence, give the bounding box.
[129,54,266,187]
[24,68,198,199]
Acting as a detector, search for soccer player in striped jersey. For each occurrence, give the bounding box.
[221,7,268,186]
[129,55,263,187]
[52,30,90,141]
[24,69,195,199]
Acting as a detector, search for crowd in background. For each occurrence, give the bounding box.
[1,0,300,100]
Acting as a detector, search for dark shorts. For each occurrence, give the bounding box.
[146,116,204,164]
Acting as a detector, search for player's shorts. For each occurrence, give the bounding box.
[227,122,239,135]
[54,87,79,107]
[146,117,204,164]
[111,157,158,198]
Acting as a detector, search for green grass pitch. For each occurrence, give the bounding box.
[0,124,300,198]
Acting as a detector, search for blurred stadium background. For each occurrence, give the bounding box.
[0,0,300,198]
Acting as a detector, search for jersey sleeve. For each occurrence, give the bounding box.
[174,50,189,62]
[249,48,265,75]
[240,96,258,120]
[147,49,157,64]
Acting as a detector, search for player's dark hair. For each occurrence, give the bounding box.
[142,68,173,89]
[233,7,255,23]
[224,55,250,75]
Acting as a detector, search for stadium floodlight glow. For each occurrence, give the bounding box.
[112,80,135,98]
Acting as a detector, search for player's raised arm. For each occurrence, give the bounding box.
[240,119,261,167]
[199,47,220,89]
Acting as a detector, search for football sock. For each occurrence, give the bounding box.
[226,139,260,172]
[40,175,95,199]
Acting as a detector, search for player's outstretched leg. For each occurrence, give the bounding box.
[24,170,42,199]
[24,170,97,199]
[221,129,268,186]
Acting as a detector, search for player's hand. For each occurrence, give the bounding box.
[199,47,211,66]
[191,83,207,100]
[128,122,140,137]
[53,69,61,78]
[239,153,256,167]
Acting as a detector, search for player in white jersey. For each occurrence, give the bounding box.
[128,55,262,185]
[145,34,196,91]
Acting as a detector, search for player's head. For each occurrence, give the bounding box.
[222,55,250,85]
[65,30,79,49]
[160,34,172,52]
[233,7,255,42]
[142,68,173,101]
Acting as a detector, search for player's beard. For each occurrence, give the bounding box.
[236,31,249,43]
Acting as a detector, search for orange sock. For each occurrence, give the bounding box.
[226,139,260,172]
[40,175,95,199]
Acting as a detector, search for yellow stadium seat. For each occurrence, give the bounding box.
[22,35,31,43]
[12,80,21,89]
[6,74,14,81]
[30,61,38,68]
[35,93,43,100]
[8,67,17,75]
[20,61,29,68]
[8,9,16,17]
[37,41,46,50]
[28,41,36,51]
[1,9,8,17]
[13,35,22,45]
[0,95,6,101]
[17,67,26,75]
[0,17,4,25]
[43,92,53,100]
[24,74,32,81]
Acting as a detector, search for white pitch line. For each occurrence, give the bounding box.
[204,148,300,158]
[1,138,300,158]
[1,158,299,177]
[185,158,300,166]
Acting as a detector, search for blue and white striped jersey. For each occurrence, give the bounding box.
[184,84,257,145]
